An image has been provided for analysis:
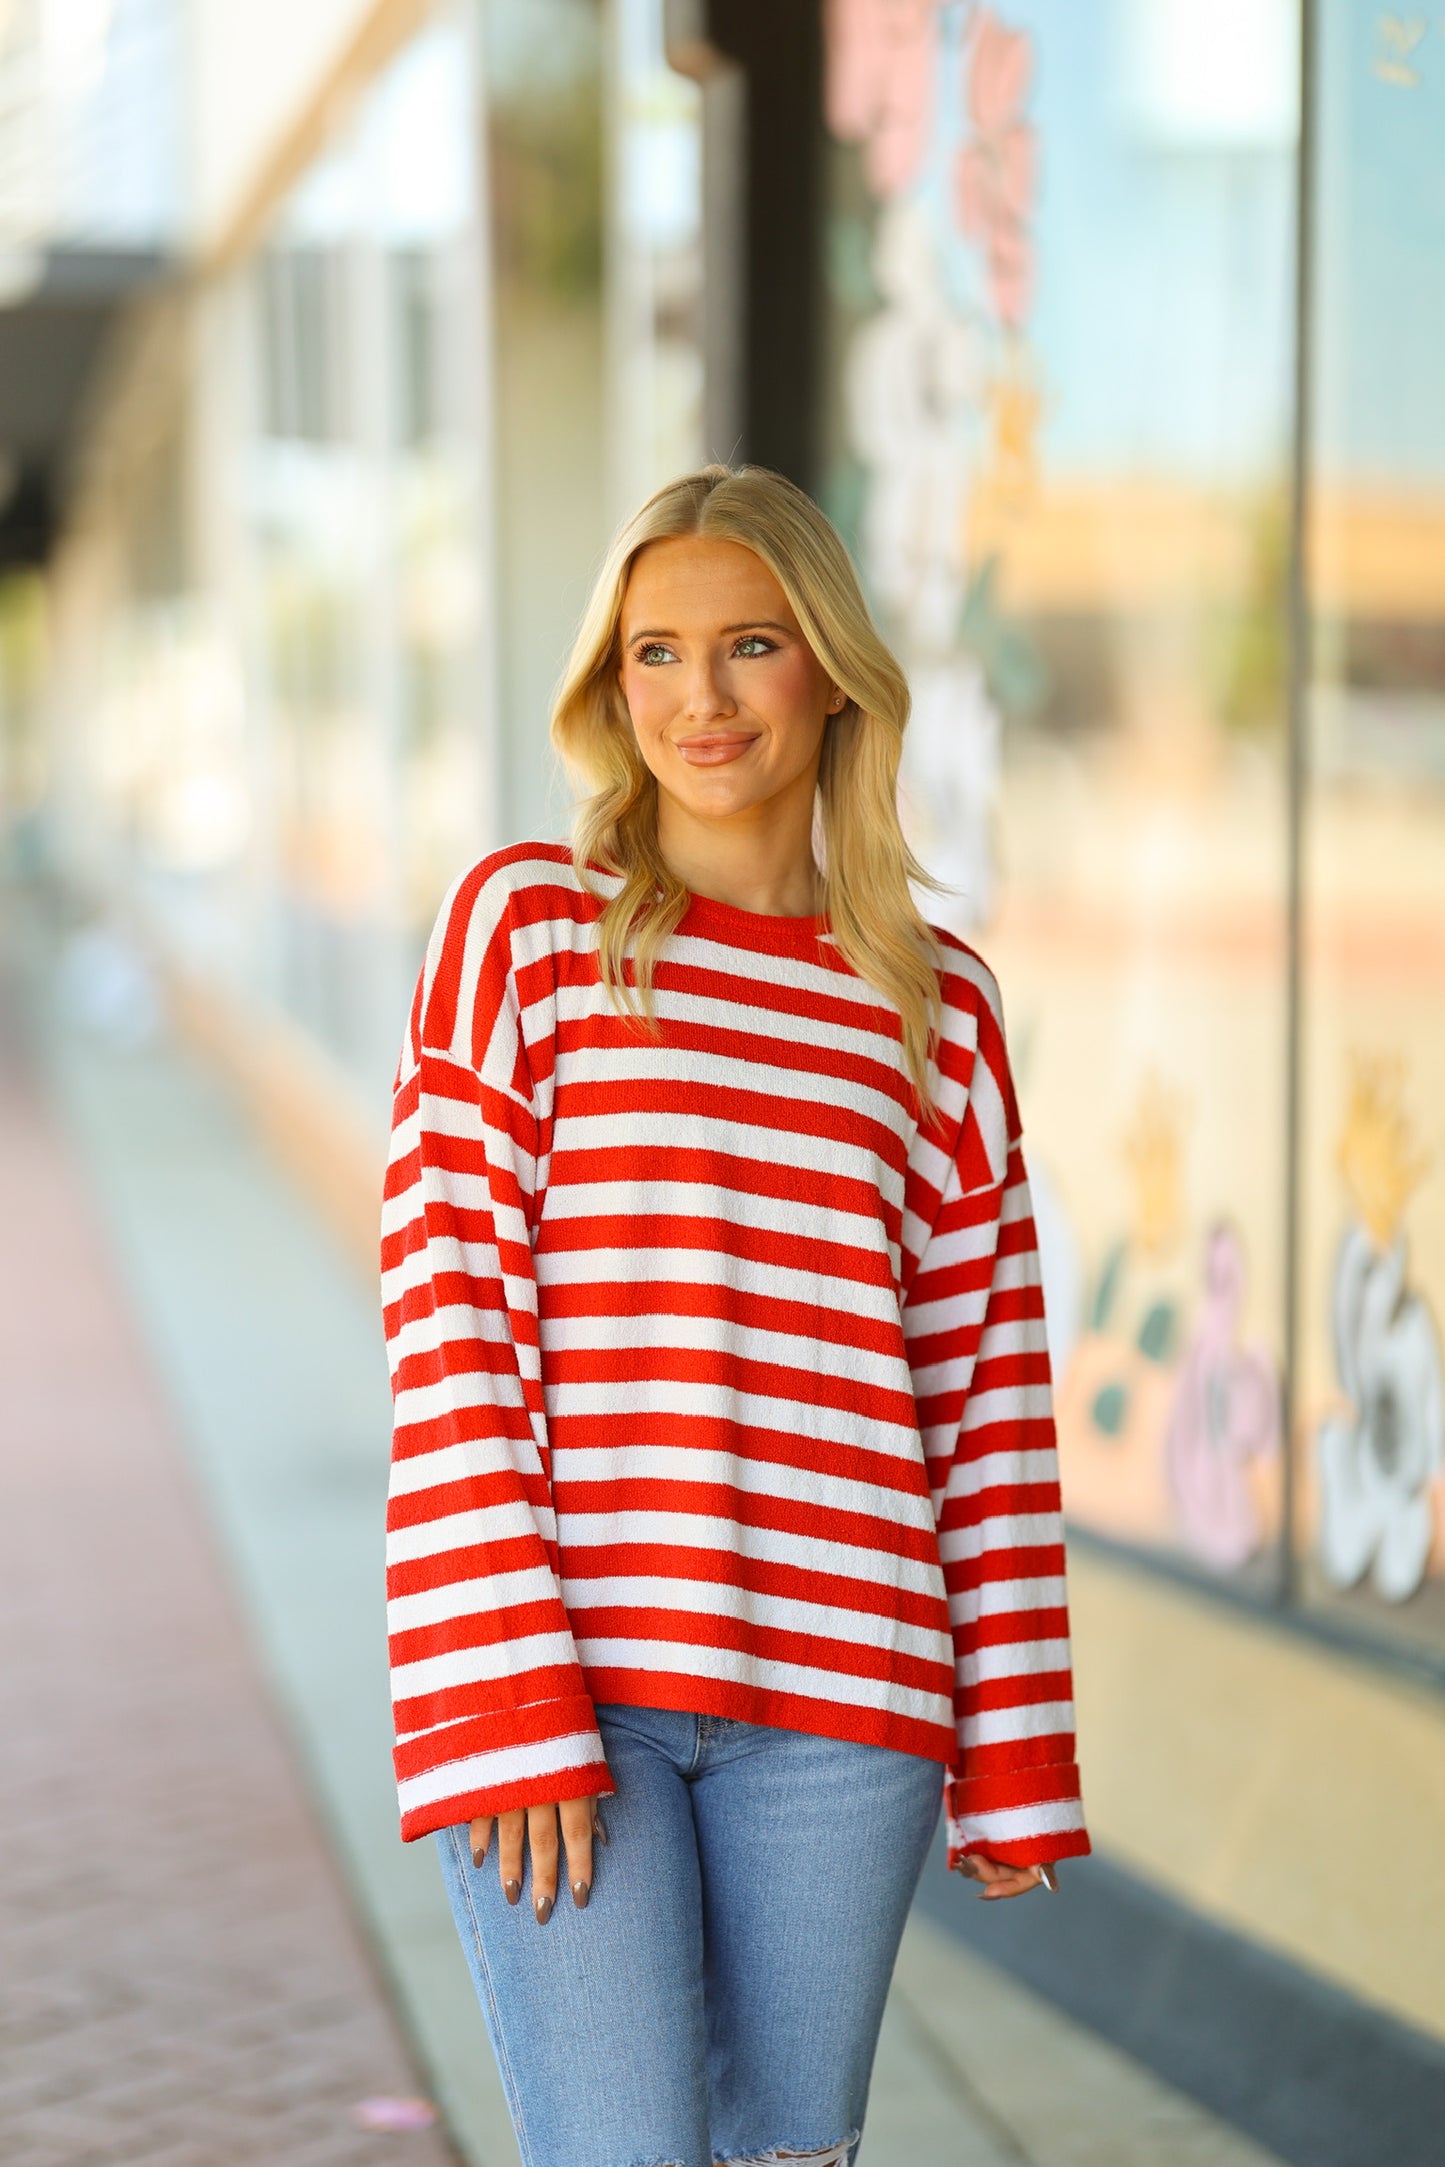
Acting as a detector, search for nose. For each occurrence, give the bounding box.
[682,655,736,721]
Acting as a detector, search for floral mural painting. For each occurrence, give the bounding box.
[1316,1055,1443,1603]
[1055,1076,1286,1575]
[1052,1072,1193,1545]
[845,198,986,652]
[1166,1224,1280,1571]
[826,0,944,200]
[825,0,1044,929]
[955,7,1036,329]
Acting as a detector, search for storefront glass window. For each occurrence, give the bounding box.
[483,0,607,844]
[1301,3,1445,1656]
[606,0,705,518]
[822,0,1299,1590]
[246,12,486,1097]
[366,27,488,973]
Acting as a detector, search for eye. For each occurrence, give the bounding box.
[733,634,777,657]
[634,642,676,666]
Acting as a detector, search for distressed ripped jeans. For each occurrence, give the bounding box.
[434,1702,942,2167]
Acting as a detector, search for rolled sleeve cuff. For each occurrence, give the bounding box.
[945,1760,1092,1871]
[396,1694,615,1842]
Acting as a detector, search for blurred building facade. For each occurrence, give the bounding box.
[3,0,1444,2136]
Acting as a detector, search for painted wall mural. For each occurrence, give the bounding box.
[1049,1068,1281,1573]
[1315,1055,1443,1604]
[824,8,1291,1584]
[1167,1224,1281,1573]
[822,4,1445,1644]
[826,0,1043,924]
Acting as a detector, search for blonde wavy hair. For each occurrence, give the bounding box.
[550,463,945,1116]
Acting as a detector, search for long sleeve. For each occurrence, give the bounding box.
[381,870,613,1841]
[904,976,1090,1871]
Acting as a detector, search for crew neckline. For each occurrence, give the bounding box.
[679,885,831,952]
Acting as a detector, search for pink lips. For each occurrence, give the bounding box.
[674,732,759,766]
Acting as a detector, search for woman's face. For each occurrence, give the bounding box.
[618,536,840,827]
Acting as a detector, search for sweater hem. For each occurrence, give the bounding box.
[581,1664,955,1767]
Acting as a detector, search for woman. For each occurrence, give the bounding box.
[382,464,1089,2167]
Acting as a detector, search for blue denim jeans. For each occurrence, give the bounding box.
[433,1703,943,2167]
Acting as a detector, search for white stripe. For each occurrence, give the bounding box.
[539,1311,913,1393]
[949,1797,1085,1843]
[390,1302,518,1369]
[386,1498,555,1567]
[539,1176,894,1254]
[391,1370,536,1432]
[903,1212,997,1277]
[399,1727,609,1811]
[963,1573,1068,1620]
[956,1636,1072,1687]
[389,1562,559,1633]
[575,1635,951,1726]
[944,1445,1060,1500]
[393,1629,579,1700]
[960,1699,1075,1748]
[544,1377,920,1445]
[562,1571,950,1660]
[556,1039,912,1134]
[550,1108,908,1193]
[558,1507,948,1598]
[936,1512,1063,1564]
[388,1435,551,1501]
[552,1443,936,1527]
[956,1382,1055,1432]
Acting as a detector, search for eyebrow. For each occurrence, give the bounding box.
[625,619,795,643]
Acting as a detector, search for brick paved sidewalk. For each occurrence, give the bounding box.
[0,1014,457,2167]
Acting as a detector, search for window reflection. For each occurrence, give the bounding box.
[247,16,485,1091]
[483,0,607,844]
[1302,0,1445,1648]
[607,0,705,514]
[823,0,1298,1589]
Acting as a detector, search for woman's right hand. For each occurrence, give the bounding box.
[470,1794,604,1923]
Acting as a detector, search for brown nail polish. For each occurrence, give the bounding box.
[571,1878,590,1909]
[534,1894,553,1925]
[504,1879,521,1906]
[592,1814,609,1846]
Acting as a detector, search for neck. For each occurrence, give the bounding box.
[655,784,822,919]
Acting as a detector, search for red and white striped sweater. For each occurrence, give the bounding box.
[382,843,1089,1869]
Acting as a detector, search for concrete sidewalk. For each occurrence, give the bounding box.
[0,991,456,2165]
[7,903,1286,2167]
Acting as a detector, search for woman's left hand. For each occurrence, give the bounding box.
[957,1854,1057,1900]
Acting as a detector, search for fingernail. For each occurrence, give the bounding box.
[571,1878,590,1909]
[592,1814,609,1846]
[504,1880,521,1906]
[534,1895,553,1925]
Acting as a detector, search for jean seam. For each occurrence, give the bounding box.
[445,1824,536,2167]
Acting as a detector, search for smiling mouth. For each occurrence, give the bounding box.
[674,732,760,767]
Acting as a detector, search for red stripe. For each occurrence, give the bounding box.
[571,1605,952,1697]
[393,1690,602,1778]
